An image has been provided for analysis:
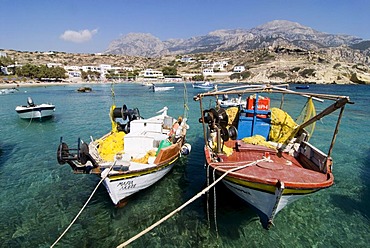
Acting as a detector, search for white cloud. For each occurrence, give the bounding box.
[60,29,98,43]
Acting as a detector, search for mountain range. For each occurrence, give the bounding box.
[104,20,370,57]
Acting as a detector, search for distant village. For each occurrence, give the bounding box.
[0,51,246,83]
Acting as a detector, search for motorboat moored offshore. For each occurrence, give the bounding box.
[15,97,55,119]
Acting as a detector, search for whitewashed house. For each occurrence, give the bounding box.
[202,68,214,76]
[233,66,245,73]
[139,69,164,79]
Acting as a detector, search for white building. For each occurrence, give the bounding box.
[202,68,214,76]
[64,65,81,71]
[202,60,229,71]
[139,69,164,78]
[81,65,100,72]
[47,63,63,68]
[233,66,245,73]
[179,57,194,63]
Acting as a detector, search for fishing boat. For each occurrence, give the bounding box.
[150,84,174,92]
[217,94,246,108]
[192,81,215,89]
[193,84,352,228]
[15,97,55,119]
[57,103,191,206]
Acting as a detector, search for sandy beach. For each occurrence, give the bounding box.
[0,80,131,89]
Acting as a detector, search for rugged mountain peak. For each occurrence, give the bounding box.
[104,20,367,57]
[105,33,168,57]
[252,20,318,37]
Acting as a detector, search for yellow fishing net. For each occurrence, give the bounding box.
[97,131,125,162]
[209,141,233,156]
[269,98,316,143]
[295,97,316,140]
[109,105,118,133]
[225,107,239,126]
[132,150,157,164]
[242,135,276,149]
[269,107,298,143]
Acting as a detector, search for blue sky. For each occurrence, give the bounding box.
[1,0,369,54]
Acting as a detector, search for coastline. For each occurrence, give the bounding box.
[0,79,363,89]
[0,80,123,89]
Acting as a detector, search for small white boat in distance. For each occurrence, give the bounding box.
[150,84,174,92]
[0,88,18,95]
[15,97,55,119]
[192,81,215,89]
[217,94,246,108]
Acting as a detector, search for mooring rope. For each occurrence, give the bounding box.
[117,158,268,248]
[212,167,218,236]
[51,162,116,248]
[206,163,210,228]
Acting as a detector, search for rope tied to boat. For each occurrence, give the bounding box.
[116,157,269,247]
[51,162,116,248]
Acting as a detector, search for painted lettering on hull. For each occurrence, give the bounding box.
[117,180,136,190]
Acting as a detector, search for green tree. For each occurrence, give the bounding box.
[241,71,251,79]
[162,66,177,76]
[230,73,241,80]
[192,75,204,81]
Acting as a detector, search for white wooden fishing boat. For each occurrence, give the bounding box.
[57,104,190,206]
[194,84,352,228]
[15,97,55,119]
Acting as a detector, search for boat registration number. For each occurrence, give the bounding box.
[117,180,136,190]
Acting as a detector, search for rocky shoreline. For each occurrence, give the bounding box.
[0,79,365,90]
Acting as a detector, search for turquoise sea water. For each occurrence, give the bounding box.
[0,83,369,247]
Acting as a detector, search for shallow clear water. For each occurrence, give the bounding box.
[0,83,369,247]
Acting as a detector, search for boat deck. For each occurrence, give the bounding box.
[209,140,332,188]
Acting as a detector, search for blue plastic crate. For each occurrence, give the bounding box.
[237,110,271,140]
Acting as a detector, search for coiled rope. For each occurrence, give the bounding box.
[51,162,116,248]
[117,158,268,248]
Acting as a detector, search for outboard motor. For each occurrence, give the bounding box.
[27,97,35,107]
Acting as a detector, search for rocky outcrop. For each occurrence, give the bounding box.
[350,72,370,84]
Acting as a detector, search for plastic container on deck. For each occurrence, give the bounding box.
[156,139,172,155]
[246,96,270,118]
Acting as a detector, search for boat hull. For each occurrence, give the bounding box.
[153,86,174,92]
[192,82,214,89]
[15,104,55,119]
[221,177,318,227]
[204,139,334,227]
[103,159,177,204]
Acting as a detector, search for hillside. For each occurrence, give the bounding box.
[2,19,370,84]
[3,45,370,84]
